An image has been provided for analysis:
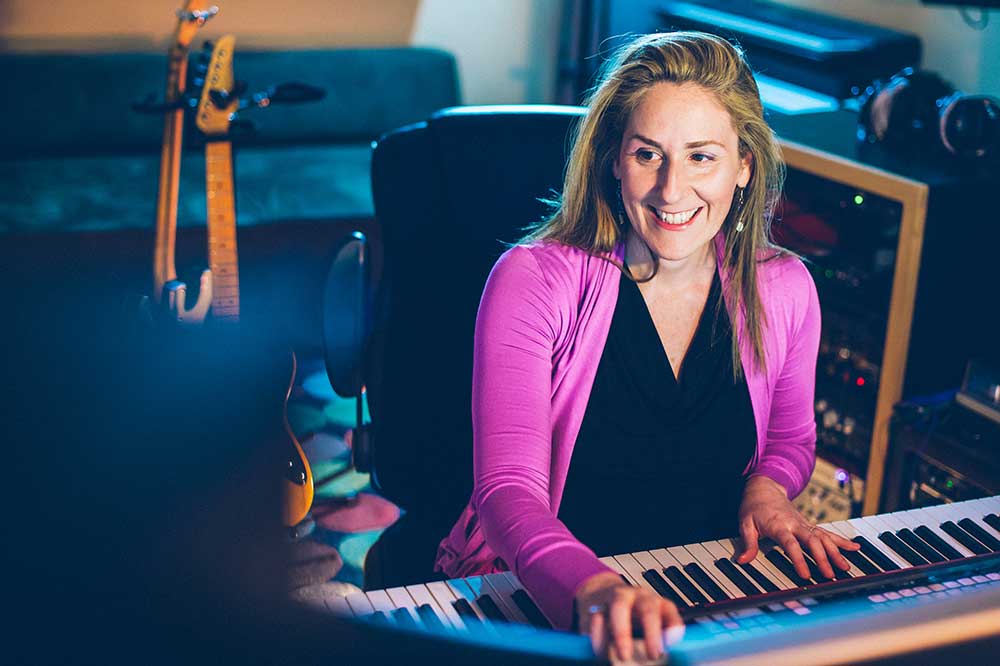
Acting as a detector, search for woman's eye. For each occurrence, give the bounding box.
[634,148,659,163]
[691,153,715,163]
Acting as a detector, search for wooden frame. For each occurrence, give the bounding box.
[778,139,930,516]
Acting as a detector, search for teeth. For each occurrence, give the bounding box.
[657,207,699,224]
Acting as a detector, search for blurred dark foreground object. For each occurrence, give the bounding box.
[0,267,600,665]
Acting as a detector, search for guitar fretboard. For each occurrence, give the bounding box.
[205,140,240,321]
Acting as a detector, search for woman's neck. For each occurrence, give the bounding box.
[624,229,717,290]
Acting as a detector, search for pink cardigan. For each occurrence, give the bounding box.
[434,235,820,630]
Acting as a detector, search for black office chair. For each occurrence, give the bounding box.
[358,105,586,589]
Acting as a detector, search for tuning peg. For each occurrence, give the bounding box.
[209,89,234,109]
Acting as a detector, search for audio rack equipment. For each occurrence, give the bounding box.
[772,107,1000,514]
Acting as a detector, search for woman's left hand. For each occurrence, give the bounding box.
[735,475,860,580]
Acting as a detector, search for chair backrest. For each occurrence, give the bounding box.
[368,105,586,526]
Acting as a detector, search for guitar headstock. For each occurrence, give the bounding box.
[174,1,218,52]
[196,34,239,137]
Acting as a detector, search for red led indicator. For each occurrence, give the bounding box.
[856,377,865,386]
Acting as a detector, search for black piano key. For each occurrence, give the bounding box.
[958,518,1000,551]
[452,598,482,624]
[642,569,691,608]
[663,566,709,604]
[853,536,901,571]
[914,525,964,560]
[684,562,730,602]
[715,558,763,596]
[941,521,990,555]
[896,528,946,563]
[511,589,553,629]
[738,561,780,593]
[416,604,446,631]
[801,552,835,582]
[476,594,509,623]
[984,513,1000,533]
[370,610,389,624]
[391,607,418,628]
[831,561,853,580]
[878,531,928,566]
[842,546,881,575]
[765,549,813,586]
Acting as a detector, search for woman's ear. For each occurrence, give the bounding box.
[737,151,753,189]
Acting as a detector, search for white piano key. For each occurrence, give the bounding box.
[426,581,469,630]
[501,571,554,628]
[934,501,1000,550]
[446,578,488,622]
[664,546,719,602]
[954,499,1000,528]
[873,511,949,564]
[613,553,658,593]
[969,495,1000,514]
[667,544,726,601]
[982,512,1000,538]
[857,514,915,561]
[813,523,863,577]
[832,518,908,573]
[648,548,710,604]
[600,555,637,585]
[386,586,421,623]
[464,575,515,622]
[407,584,455,629]
[712,538,796,590]
[845,517,911,569]
[445,578,503,635]
[684,543,745,599]
[886,509,973,559]
[326,593,353,617]
[701,539,778,590]
[922,502,983,542]
[649,546,712,606]
[345,591,376,616]
[631,550,695,605]
[483,573,530,624]
[365,589,396,614]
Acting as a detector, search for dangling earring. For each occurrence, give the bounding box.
[734,187,745,233]
[616,180,627,227]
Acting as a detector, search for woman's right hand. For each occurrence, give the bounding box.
[575,571,684,662]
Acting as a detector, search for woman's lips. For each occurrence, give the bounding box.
[651,206,702,231]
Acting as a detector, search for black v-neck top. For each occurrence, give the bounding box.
[558,270,756,557]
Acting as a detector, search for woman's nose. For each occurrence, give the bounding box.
[657,163,687,203]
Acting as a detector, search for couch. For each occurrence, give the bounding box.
[1,47,460,350]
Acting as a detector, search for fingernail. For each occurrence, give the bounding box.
[664,625,686,646]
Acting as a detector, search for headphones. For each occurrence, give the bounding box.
[857,67,1000,160]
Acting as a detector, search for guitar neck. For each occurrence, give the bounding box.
[205,139,240,321]
[152,45,188,302]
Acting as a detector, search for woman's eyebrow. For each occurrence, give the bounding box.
[627,133,727,150]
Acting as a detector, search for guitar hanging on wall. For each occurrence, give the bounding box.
[194,34,316,527]
[152,0,216,321]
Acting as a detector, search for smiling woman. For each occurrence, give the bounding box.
[614,82,750,269]
[433,31,860,662]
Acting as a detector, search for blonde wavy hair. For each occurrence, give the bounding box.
[522,31,788,376]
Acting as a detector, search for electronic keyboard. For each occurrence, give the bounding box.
[323,496,1000,664]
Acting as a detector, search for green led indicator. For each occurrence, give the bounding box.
[825,269,834,278]
[946,479,954,489]
[854,194,864,205]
